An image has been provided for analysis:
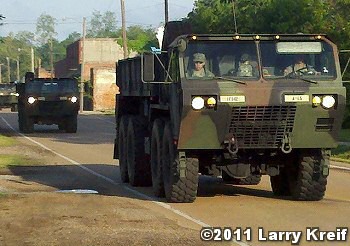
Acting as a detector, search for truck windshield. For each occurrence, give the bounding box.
[260,41,336,80]
[26,80,78,94]
[184,41,259,80]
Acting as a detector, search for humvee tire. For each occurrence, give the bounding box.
[65,115,77,133]
[290,149,327,201]
[162,122,198,203]
[118,115,129,183]
[151,119,165,197]
[58,122,65,131]
[223,172,262,185]
[11,104,18,112]
[20,113,34,133]
[126,116,152,186]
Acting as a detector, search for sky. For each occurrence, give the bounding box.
[0,0,196,41]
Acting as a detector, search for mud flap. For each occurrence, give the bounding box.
[113,138,119,159]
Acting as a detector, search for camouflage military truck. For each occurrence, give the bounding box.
[0,83,19,112]
[17,73,79,133]
[114,21,346,202]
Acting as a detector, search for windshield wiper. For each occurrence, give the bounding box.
[214,76,246,85]
[281,74,318,84]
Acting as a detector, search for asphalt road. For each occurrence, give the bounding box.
[1,111,350,246]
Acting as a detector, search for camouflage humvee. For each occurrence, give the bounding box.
[0,83,19,112]
[114,21,346,202]
[17,73,79,133]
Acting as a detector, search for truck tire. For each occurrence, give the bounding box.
[126,116,152,186]
[290,149,328,201]
[162,122,198,203]
[223,172,262,185]
[65,115,77,133]
[118,115,129,183]
[151,119,165,197]
[270,168,291,196]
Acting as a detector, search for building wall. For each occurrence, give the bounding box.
[91,67,119,111]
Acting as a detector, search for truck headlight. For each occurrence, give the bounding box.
[191,97,205,110]
[312,96,321,106]
[70,96,78,103]
[207,97,217,108]
[321,95,335,109]
[28,96,36,104]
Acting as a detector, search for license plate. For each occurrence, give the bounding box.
[220,95,246,103]
[284,95,309,102]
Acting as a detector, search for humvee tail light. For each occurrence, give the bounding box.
[321,95,336,109]
[312,96,321,106]
[28,96,36,104]
[207,97,216,108]
[70,96,78,103]
[191,97,205,110]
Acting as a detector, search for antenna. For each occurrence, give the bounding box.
[232,0,238,34]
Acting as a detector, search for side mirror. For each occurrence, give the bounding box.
[142,53,155,82]
[177,38,187,53]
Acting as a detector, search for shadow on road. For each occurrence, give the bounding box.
[0,112,116,145]
[4,164,287,202]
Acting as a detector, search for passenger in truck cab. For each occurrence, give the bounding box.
[187,53,214,78]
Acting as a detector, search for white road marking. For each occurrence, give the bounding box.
[0,116,249,246]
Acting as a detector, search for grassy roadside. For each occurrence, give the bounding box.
[0,134,41,169]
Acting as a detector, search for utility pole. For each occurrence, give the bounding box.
[6,57,10,82]
[232,0,238,34]
[165,0,169,24]
[50,38,54,79]
[31,47,35,73]
[120,0,128,58]
[80,17,86,113]
[0,64,3,83]
[16,56,20,81]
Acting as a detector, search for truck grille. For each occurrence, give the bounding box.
[229,106,296,148]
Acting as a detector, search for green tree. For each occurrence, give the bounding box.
[119,26,158,52]
[87,11,118,38]
[36,13,57,46]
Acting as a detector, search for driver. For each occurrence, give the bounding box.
[284,55,308,75]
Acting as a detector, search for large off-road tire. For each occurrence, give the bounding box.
[118,115,129,183]
[223,172,262,185]
[162,122,199,203]
[290,149,328,201]
[126,116,151,186]
[270,168,291,196]
[19,111,34,133]
[11,104,18,112]
[151,119,165,197]
[65,115,77,133]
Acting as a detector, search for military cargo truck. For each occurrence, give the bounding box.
[17,73,79,133]
[0,83,19,112]
[114,21,346,202]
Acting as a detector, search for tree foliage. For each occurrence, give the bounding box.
[36,13,57,46]
[87,11,118,38]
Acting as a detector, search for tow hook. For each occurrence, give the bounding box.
[281,133,292,154]
[226,135,238,155]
